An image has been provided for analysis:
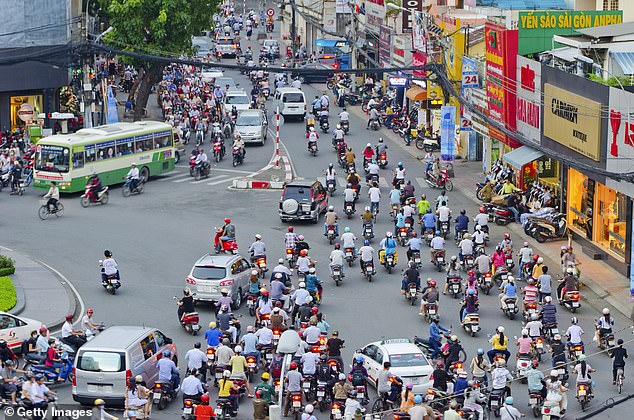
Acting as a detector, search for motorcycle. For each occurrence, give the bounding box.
[523,301,539,322]
[289,391,303,417]
[122,176,144,197]
[406,282,418,306]
[189,155,197,176]
[340,120,350,134]
[424,228,435,246]
[383,253,396,273]
[505,254,515,270]
[26,351,74,385]
[541,400,563,419]
[246,294,257,316]
[362,223,374,241]
[232,146,244,166]
[182,398,196,419]
[331,264,343,287]
[487,388,506,418]
[492,266,509,287]
[285,247,296,267]
[423,302,438,323]
[316,380,331,412]
[410,250,422,268]
[568,343,585,363]
[326,225,337,244]
[439,221,450,239]
[543,323,560,345]
[377,152,388,169]
[254,256,267,278]
[362,260,375,282]
[99,260,121,295]
[425,169,453,191]
[213,228,238,254]
[246,355,258,381]
[320,118,330,133]
[433,251,445,272]
[194,162,211,181]
[153,381,177,410]
[597,328,616,357]
[576,382,593,410]
[213,140,225,162]
[516,354,531,384]
[528,391,544,418]
[447,275,462,298]
[344,201,355,218]
[397,226,409,246]
[478,272,493,295]
[560,290,581,313]
[81,185,109,207]
[462,254,475,271]
[308,141,319,156]
[368,118,380,131]
[326,179,336,196]
[177,305,201,336]
[493,206,514,225]
[344,248,355,267]
[530,214,568,243]
[462,313,480,337]
[502,296,519,319]
[215,397,235,419]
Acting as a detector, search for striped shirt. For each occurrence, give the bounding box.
[523,285,539,302]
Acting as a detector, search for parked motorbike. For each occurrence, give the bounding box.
[530,214,568,243]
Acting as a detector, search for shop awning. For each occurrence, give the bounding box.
[502,145,544,168]
[406,86,427,101]
[611,52,634,75]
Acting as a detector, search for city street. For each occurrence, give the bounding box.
[2,14,633,420]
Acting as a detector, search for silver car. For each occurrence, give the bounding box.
[235,109,268,145]
[186,253,252,308]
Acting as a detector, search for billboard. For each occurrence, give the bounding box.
[440,106,456,161]
[543,84,602,161]
[402,0,424,34]
[379,25,392,67]
[366,0,385,33]
[515,56,541,142]
[518,10,623,55]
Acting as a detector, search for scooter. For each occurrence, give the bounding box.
[406,282,418,306]
[368,119,380,131]
[433,251,446,272]
[81,185,109,207]
[530,214,568,243]
[410,250,422,268]
[27,351,74,385]
[193,162,211,181]
[422,302,438,323]
[377,152,388,169]
[541,400,564,419]
[174,298,201,335]
[308,141,318,156]
[344,248,355,267]
[344,201,355,218]
[478,272,493,295]
[326,179,336,196]
[502,296,519,320]
[362,223,374,241]
[425,168,453,191]
[523,301,539,322]
[597,328,616,357]
[320,118,330,133]
[213,140,225,162]
[516,354,531,384]
[340,120,350,134]
[122,176,144,197]
[98,260,121,295]
[331,264,343,287]
[559,290,581,313]
[493,266,509,287]
[576,382,593,410]
[362,260,375,282]
[382,253,396,274]
[213,228,238,254]
[326,225,337,244]
[447,275,462,298]
[462,313,480,337]
[232,147,244,166]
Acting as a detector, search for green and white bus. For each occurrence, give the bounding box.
[33,121,176,193]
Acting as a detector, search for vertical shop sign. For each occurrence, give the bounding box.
[440,105,456,161]
[107,85,118,124]
[379,25,391,67]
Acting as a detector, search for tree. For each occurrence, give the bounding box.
[99,0,218,121]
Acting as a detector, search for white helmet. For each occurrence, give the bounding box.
[386,232,393,237]
[497,359,506,367]
[278,258,284,264]
[310,127,315,132]
[537,257,543,264]
[299,282,306,288]
[475,225,481,231]
[366,143,371,147]
[521,329,528,336]
[305,404,314,414]
[523,242,529,247]
[255,234,262,240]
[497,326,505,333]
[507,276,515,283]
[544,296,552,303]
[603,308,610,315]
[234,345,243,353]
[309,267,316,274]
[223,370,231,378]
[251,270,258,276]
[550,370,559,377]
[567,268,574,274]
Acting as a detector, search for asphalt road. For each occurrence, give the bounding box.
[3,14,633,420]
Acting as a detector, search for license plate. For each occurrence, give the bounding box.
[578,390,586,396]
[400,232,407,237]
[501,274,507,280]
[216,372,223,378]
[332,409,339,415]
[452,285,459,292]
[410,288,417,294]
[572,302,579,307]
[247,301,254,307]
[576,351,582,356]
[358,393,365,399]
[275,385,280,392]
[303,382,311,389]
[530,398,537,405]
[552,328,559,334]
[248,363,256,368]
[428,235,433,239]
[429,309,436,315]
[558,369,566,375]
[537,343,543,349]
[508,304,515,310]
[215,408,223,415]
[346,252,352,257]
[333,270,340,276]
[491,400,498,406]
[293,401,301,407]
[414,258,421,263]
[365,229,372,235]
[437,257,444,262]
[153,393,161,402]
[405,223,411,228]
[184,407,192,414]
[346,206,352,211]
[266,353,273,360]
[317,391,325,397]
[506,259,513,265]
[473,326,480,331]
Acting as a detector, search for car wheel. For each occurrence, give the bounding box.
[175,151,181,164]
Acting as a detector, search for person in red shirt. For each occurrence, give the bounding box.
[362,143,374,165]
[195,393,215,419]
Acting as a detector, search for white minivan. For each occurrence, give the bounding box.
[275,87,306,120]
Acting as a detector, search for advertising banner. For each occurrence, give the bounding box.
[461,56,478,89]
[515,56,541,142]
[335,0,352,13]
[412,52,426,78]
[543,83,602,161]
[440,105,456,161]
[366,0,385,33]
[107,85,118,124]
[518,10,623,55]
[402,0,424,34]
[379,25,391,67]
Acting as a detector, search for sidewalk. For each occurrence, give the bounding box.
[343,101,634,320]
[1,246,79,331]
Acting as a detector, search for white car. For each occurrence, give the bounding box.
[352,338,433,393]
[0,312,43,353]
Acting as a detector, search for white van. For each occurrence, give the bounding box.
[72,326,177,405]
[275,87,306,120]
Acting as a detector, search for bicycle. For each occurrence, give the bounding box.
[38,199,64,220]
[617,366,624,394]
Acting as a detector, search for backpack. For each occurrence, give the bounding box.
[20,339,30,356]
[271,359,282,379]
[351,368,365,386]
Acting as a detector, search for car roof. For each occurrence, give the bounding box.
[216,37,234,42]
[226,88,247,95]
[285,181,320,188]
[276,87,303,93]
[369,339,422,354]
[78,326,160,351]
[238,109,263,117]
[195,253,242,267]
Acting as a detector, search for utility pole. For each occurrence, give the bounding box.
[290,0,296,66]
[83,5,93,128]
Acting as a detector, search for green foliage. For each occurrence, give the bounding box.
[0,268,15,277]
[588,73,634,87]
[385,0,402,18]
[0,255,14,270]
[99,0,219,62]
[0,276,17,312]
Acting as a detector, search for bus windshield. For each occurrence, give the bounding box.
[36,145,70,173]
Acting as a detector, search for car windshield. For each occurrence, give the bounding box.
[35,145,70,172]
[226,95,249,104]
[216,78,236,87]
[284,93,304,103]
[217,39,234,45]
[193,266,227,280]
[236,115,261,126]
[77,351,125,372]
[284,187,310,201]
[389,352,428,368]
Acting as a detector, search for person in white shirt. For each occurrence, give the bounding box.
[195,150,209,165]
[358,242,375,264]
[31,375,56,406]
[473,225,486,246]
[329,244,345,275]
[474,209,489,229]
[101,250,119,285]
[43,181,60,211]
[565,316,584,350]
[255,325,274,346]
[436,203,451,229]
[291,79,302,89]
[185,342,208,382]
[303,324,321,345]
[126,163,140,190]
[340,228,357,255]
[525,314,543,339]
[343,185,356,208]
[459,235,474,262]
[339,109,349,121]
[430,232,445,262]
[181,369,205,399]
[301,350,320,375]
[61,315,86,351]
[81,309,101,337]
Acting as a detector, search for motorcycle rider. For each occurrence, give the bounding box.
[285,226,299,251]
[217,218,236,253]
[254,372,276,404]
[444,256,460,295]
[375,137,388,156]
[347,171,361,198]
[421,207,436,236]
[527,359,546,398]
[474,207,489,231]
[429,230,446,264]
[436,189,449,209]
[516,329,533,360]
[248,234,266,263]
[574,355,595,397]
[429,318,450,359]
[86,173,104,200]
[473,225,486,250]
[454,209,469,240]
[323,205,339,237]
[358,240,375,274]
[338,107,349,125]
[101,250,120,286]
[420,279,439,316]
[324,163,337,190]
[596,307,615,342]
[305,267,322,302]
[367,106,380,129]
[379,231,398,264]
[491,246,506,275]
[406,232,423,262]
[393,162,406,188]
[470,348,490,386]
[271,258,292,283]
[195,146,209,169]
[491,359,513,400]
[458,233,474,263]
[401,261,420,294]
[499,275,517,313]
[431,361,449,391]
[255,289,273,324]
[305,111,316,132]
[558,267,579,303]
[474,250,491,279]
[233,133,246,161]
[329,243,345,276]
[501,233,513,255]
[157,350,180,392]
[362,143,375,166]
[521,279,539,313]
[517,242,533,280]
[394,208,407,236]
[436,201,452,233]
[461,288,479,323]
[306,127,319,151]
[340,227,357,257]
[177,288,195,321]
[343,183,356,212]
[545,369,568,414]
[126,163,141,191]
[488,326,511,362]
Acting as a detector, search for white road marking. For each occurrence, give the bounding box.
[173,176,194,183]
[207,177,237,186]
[415,177,427,188]
[379,177,389,188]
[158,172,189,181]
[192,175,230,184]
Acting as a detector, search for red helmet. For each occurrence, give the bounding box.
[467,270,474,276]
[436,361,444,368]
[429,280,437,287]
[411,232,417,237]
[533,254,540,261]
[479,207,485,213]
[504,233,510,239]
[311,307,319,314]
[255,390,262,398]
[201,393,210,403]
[290,362,298,370]
[288,226,294,232]
[299,249,308,257]
[261,289,269,296]
[224,218,231,223]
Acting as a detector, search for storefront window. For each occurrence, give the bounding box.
[10,95,43,130]
[537,157,560,206]
[567,169,593,239]
[595,185,627,260]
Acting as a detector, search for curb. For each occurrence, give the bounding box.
[35,259,83,332]
[232,151,293,190]
[9,276,25,317]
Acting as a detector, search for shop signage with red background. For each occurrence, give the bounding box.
[485,22,520,148]
[412,52,426,78]
[515,56,541,142]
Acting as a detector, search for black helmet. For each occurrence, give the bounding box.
[460,209,466,215]
[104,250,112,258]
[347,389,358,398]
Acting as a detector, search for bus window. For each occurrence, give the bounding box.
[72,150,84,169]
[135,134,154,152]
[97,141,115,160]
[85,145,96,162]
[154,132,171,148]
[116,138,134,156]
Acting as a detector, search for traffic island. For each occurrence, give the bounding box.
[232,154,293,190]
[0,255,16,312]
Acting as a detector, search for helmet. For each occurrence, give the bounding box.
[366,143,371,147]
[261,372,270,380]
[544,296,552,303]
[164,350,171,357]
[356,356,364,363]
[278,258,284,264]
[414,395,423,404]
[378,138,384,143]
[310,127,315,132]
[577,354,586,362]
[311,307,319,314]
[299,282,306,288]
[338,373,346,381]
[274,273,283,280]
[479,207,485,213]
[429,280,437,287]
[571,317,578,324]
[247,325,254,333]
[290,362,298,370]
[344,227,351,233]
[533,255,540,262]
[201,394,210,403]
[224,218,231,223]
[475,225,481,231]
[398,162,403,167]
[603,308,610,315]
[554,334,561,341]
[468,289,475,295]
[411,232,417,237]
[450,335,458,342]
[451,256,457,261]
[461,209,466,215]
[497,326,505,333]
[531,314,538,320]
[497,359,506,367]
[435,230,441,236]
[221,288,229,294]
[298,235,305,241]
[305,404,314,414]
[299,249,308,256]
[251,269,258,276]
[348,389,358,398]
[477,348,484,355]
[94,399,105,406]
[329,163,333,168]
[550,370,559,377]
[334,243,340,249]
[308,267,316,274]
[567,267,574,274]
[507,276,515,283]
[537,257,543,264]
[223,370,231,378]
[135,375,143,383]
[523,242,529,247]
[386,232,393,237]
[406,383,414,390]
[288,226,294,232]
[504,233,510,239]
[436,361,444,368]
[234,345,243,353]
[328,205,334,211]
[364,240,370,246]
[467,270,475,276]
[521,329,528,336]
[527,279,535,285]
[618,338,624,345]
[209,322,216,328]
[505,397,514,405]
